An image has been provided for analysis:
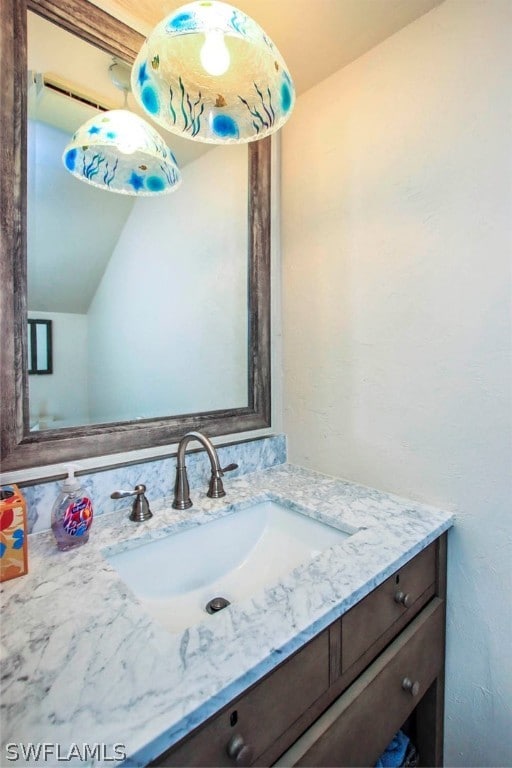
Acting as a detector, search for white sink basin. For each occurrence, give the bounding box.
[106,499,350,634]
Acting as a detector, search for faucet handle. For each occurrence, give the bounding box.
[111,484,153,522]
[208,464,238,499]
[220,463,238,474]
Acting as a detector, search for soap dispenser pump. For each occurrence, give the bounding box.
[51,465,93,551]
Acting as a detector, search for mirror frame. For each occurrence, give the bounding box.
[0,0,271,472]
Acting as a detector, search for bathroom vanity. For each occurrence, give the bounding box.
[0,464,453,767]
[153,537,446,766]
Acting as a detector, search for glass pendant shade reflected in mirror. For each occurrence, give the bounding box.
[131,0,295,144]
[62,60,181,195]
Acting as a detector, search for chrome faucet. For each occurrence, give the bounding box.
[172,431,238,510]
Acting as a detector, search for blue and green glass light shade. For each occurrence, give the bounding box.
[131,0,295,144]
[62,109,181,196]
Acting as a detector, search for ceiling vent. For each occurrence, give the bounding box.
[28,71,116,134]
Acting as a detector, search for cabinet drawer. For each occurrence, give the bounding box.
[275,598,444,767]
[341,542,436,672]
[155,630,330,767]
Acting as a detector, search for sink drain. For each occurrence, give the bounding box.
[205,597,231,614]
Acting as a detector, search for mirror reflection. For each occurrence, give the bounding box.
[27,11,249,431]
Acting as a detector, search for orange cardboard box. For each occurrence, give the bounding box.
[0,485,28,582]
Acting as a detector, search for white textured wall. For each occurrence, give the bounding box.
[282,1,512,765]
[27,310,88,427]
[87,144,248,423]
[27,120,134,314]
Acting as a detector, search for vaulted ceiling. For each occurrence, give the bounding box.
[91,0,444,95]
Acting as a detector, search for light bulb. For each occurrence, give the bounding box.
[116,116,140,154]
[200,31,230,76]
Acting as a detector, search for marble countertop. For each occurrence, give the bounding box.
[0,464,454,767]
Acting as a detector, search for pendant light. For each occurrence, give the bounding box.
[62,60,181,196]
[131,0,295,144]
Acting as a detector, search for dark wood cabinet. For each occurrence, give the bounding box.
[275,599,443,767]
[339,539,437,674]
[159,631,330,767]
[153,535,447,768]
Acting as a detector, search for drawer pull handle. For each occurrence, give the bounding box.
[402,677,420,696]
[226,734,253,766]
[394,590,411,607]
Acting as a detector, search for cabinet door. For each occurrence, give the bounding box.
[154,630,330,767]
[274,599,444,767]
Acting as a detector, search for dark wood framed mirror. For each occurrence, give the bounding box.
[0,0,271,473]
